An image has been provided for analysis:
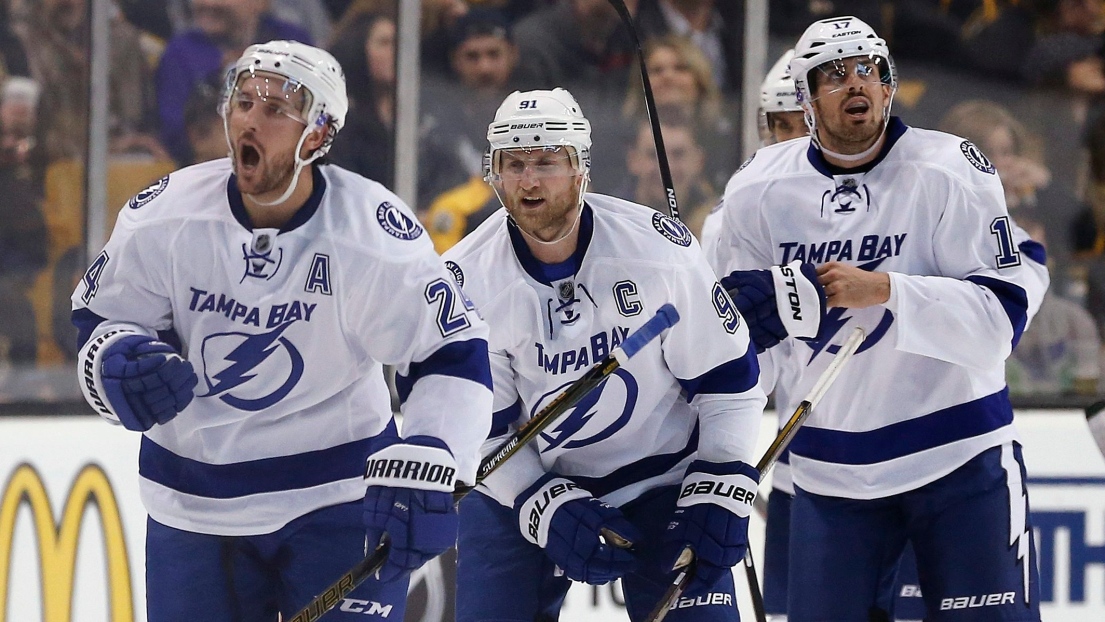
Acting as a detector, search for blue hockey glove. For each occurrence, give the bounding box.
[720,260,825,353]
[96,334,197,432]
[662,460,760,598]
[363,436,460,583]
[514,473,642,585]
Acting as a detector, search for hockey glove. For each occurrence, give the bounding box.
[94,333,198,432]
[720,260,825,353]
[662,460,759,598]
[514,473,642,585]
[363,436,460,583]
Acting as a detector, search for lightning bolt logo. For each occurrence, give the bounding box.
[1002,443,1033,604]
[199,322,305,411]
[539,368,638,452]
[804,257,892,364]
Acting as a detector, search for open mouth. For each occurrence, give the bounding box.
[520,196,546,209]
[238,143,261,170]
[844,99,870,118]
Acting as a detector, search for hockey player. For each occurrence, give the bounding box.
[759,49,806,146]
[705,17,1048,620]
[71,40,492,621]
[445,87,766,621]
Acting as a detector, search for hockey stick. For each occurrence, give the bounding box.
[1086,399,1105,461]
[287,304,681,622]
[604,0,680,221]
[645,326,866,622]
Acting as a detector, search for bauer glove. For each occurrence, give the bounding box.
[513,473,641,585]
[662,459,759,598]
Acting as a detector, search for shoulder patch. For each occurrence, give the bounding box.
[444,260,464,287]
[376,201,424,240]
[736,153,755,174]
[651,211,692,247]
[959,141,995,174]
[128,176,170,210]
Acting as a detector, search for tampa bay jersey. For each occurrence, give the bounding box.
[705,118,1049,500]
[72,159,492,535]
[443,194,766,508]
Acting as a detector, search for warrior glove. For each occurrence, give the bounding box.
[80,331,198,432]
[514,473,641,585]
[721,260,825,353]
[363,436,460,583]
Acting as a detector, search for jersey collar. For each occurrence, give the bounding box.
[807,116,908,178]
[227,165,327,233]
[508,202,595,286]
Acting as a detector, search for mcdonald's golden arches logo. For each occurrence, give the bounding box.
[0,463,134,622]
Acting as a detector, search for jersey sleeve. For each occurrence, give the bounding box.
[71,215,177,346]
[664,246,767,465]
[707,185,776,276]
[348,239,493,484]
[884,168,1050,370]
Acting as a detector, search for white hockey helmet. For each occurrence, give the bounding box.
[485,88,592,180]
[224,40,348,156]
[760,49,800,113]
[789,16,896,109]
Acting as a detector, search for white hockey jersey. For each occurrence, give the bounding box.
[72,159,493,535]
[443,194,766,508]
[705,118,1049,500]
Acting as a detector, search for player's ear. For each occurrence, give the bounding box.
[301,126,327,159]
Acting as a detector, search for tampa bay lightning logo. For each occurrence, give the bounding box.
[537,368,638,452]
[377,201,424,240]
[652,211,691,247]
[445,260,464,287]
[127,176,169,210]
[198,322,304,411]
[960,141,996,174]
[804,258,892,363]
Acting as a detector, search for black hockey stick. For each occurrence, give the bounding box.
[287,304,681,622]
[605,0,680,221]
[645,327,866,622]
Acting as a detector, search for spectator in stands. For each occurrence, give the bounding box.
[622,34,738,191]
[1007,214,1101,396]
[511,0,633,101]
[422,8,519,202]
[182,75,226,165]
[891,0,1036,82]
[622,114,716,237]
[325,8,396,187]
[19,0,162,163]
[0,75,48,368]
[0,1,29,82]
[636,0,744,93]
[0,76,42,184]
[156,0,311,165]
[1024,0,1104,94]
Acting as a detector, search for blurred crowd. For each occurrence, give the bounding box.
[0,0,1103,402]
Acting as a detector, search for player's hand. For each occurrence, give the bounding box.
[362,436,459,583]
[661,460,759,598]
[721,260,825,352]
[100,335,198,431]
[514,473,641,585]
[816,261,890,308]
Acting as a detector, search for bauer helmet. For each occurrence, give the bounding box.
[760,49,801,114]
[485,88,592,182]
